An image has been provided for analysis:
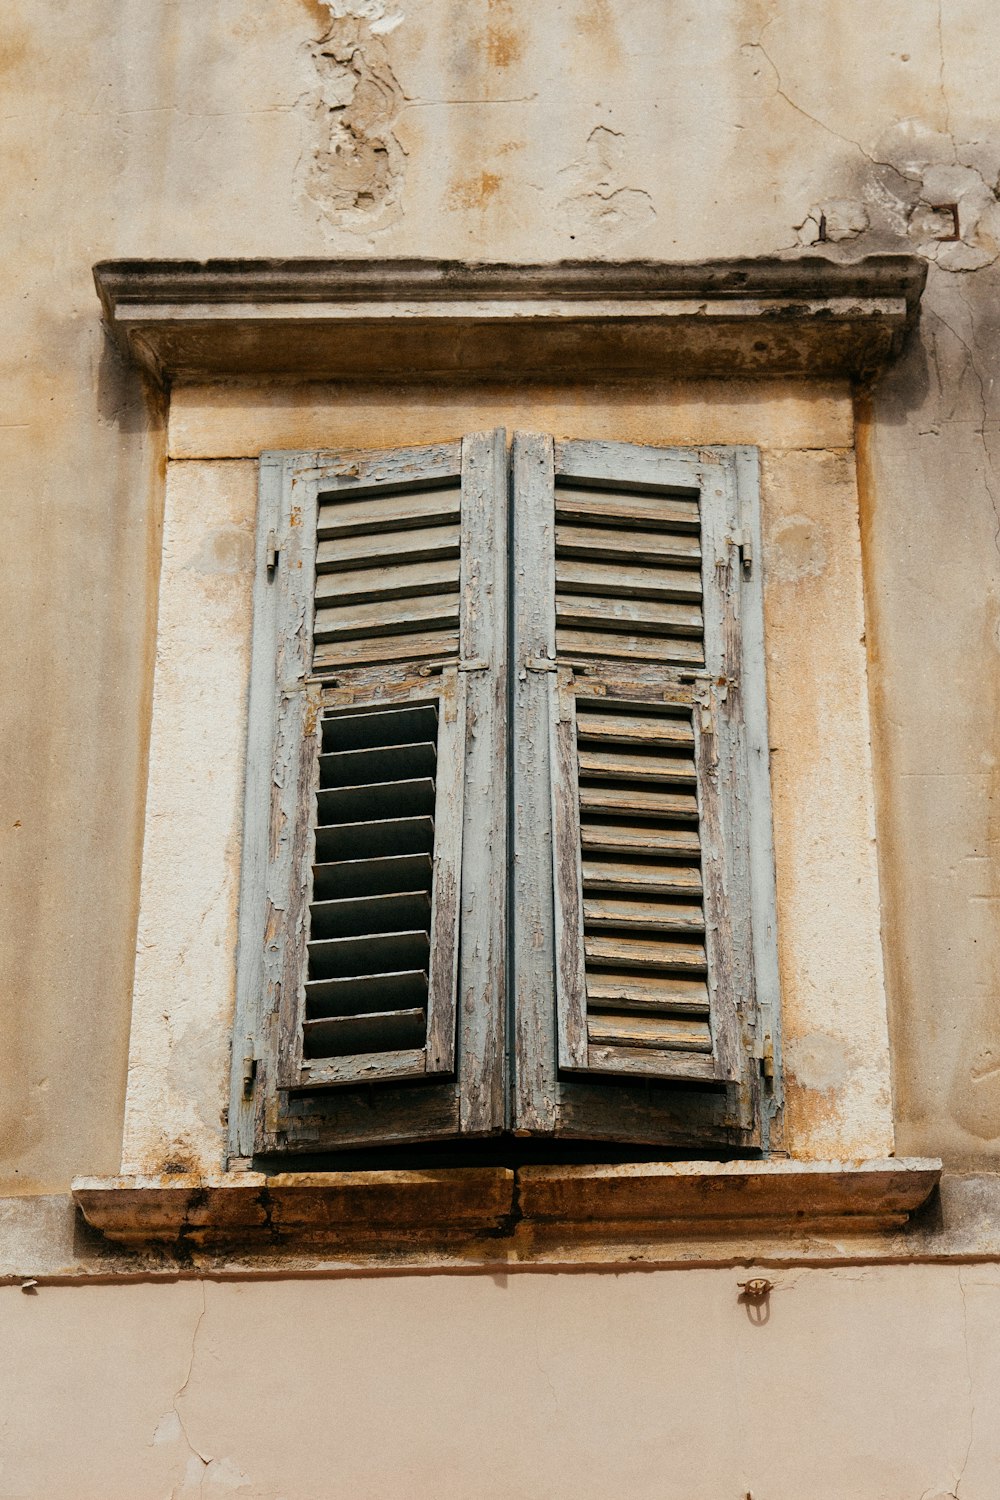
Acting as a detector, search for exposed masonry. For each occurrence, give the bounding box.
[299,1,407,230]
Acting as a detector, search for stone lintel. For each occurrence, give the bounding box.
[93,256,926,386]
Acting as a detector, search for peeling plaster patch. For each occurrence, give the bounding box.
[153,1410,183,1446]
[298,1,406,232]
[559,126,655,245]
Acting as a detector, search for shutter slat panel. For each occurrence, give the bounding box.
[555,488,700,531]
[578,748,697,785]
[580,823,701,858]
[305,969,428,1016]
[322,704,438,751]
[316,523,460,573]
[586,973,709,1014]
[576,711,694,749]
[582,897,705,934]
[314,594,460,644]
[584,934,707,972]
[581,857,702,896]
[587,1013,713,1052]
[314,815,434,861]
[316,558,458,607]
[309,891,431,940]
[317,486,461,539]
[556,524,701,566]
[308,929,431,978]
[312,854,433,901]
[316,777,436,824]
[556,594,703,638]
[314,632,461,672]
[320,742,437,787]
[303,1009,427,1057]
[578,785,700,821]
[305,699,443,1068]
[557,558,702,603]
[556,629,704,666]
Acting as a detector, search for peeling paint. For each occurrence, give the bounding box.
[559,125,655,244]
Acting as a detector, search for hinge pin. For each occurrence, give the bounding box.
[265,532,280,575]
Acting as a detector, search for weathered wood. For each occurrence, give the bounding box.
[311,854,433,901]
[584,934,707,971]
[456,428,508,1133]
[556,629,704,666]
[314,593,460,643]
[309,891,431,940]
[587,1013,712,1052]
[424,669,463,1075]
[316,522,460,572]
[585,973,709,1013]
[556,558,702,602]
[556,594,703,638]
[308,929,431,978]
[734,444,783,1147]
[551,672,589,1070]
[315,558,459,606]
[320,741,437,787]
[695,454,754,1092]
[575,708,694,748]
[578,785,700,820]
[317,485,461,539]
[511,431,559,1130]
[581,858,702,897]
[313,814,434,862]
[582,897,705,934]
[322,702,438,750]
[305,969,427,1016]
[303,1008,427,1057]
[314,631,460,672]
[579,824,701,858]
[556,523,701,565]
[578,748,697,785]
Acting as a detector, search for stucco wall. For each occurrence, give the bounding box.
[4,1265,999,1500]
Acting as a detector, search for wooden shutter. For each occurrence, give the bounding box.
[231,432,507,1157]
[511,434,778,1149]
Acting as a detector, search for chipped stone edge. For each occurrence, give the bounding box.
[92,255,927,386]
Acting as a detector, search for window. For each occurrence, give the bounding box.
[230,430,780,1160]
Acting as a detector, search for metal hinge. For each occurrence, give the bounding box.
[241,1044,258,1098]
[458,658,489,672]
[524,655,557,674]
[265,531,280,576]
[755,1032,775,1082]
[731,527,753,579]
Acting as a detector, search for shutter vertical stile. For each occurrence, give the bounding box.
[512,434,772,1148]
[233,434,507,1156]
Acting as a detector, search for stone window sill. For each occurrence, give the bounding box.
[72,1158,941,1256]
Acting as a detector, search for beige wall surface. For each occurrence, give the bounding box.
[3,0,1000,1185]
[3,1265,1000,1500]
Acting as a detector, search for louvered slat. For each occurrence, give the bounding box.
[304,701,441,1063]
[554,478,704,667]
[573,692,710,1065]
[313,479,462,671]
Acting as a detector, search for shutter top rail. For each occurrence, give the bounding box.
[93,255,925,385]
